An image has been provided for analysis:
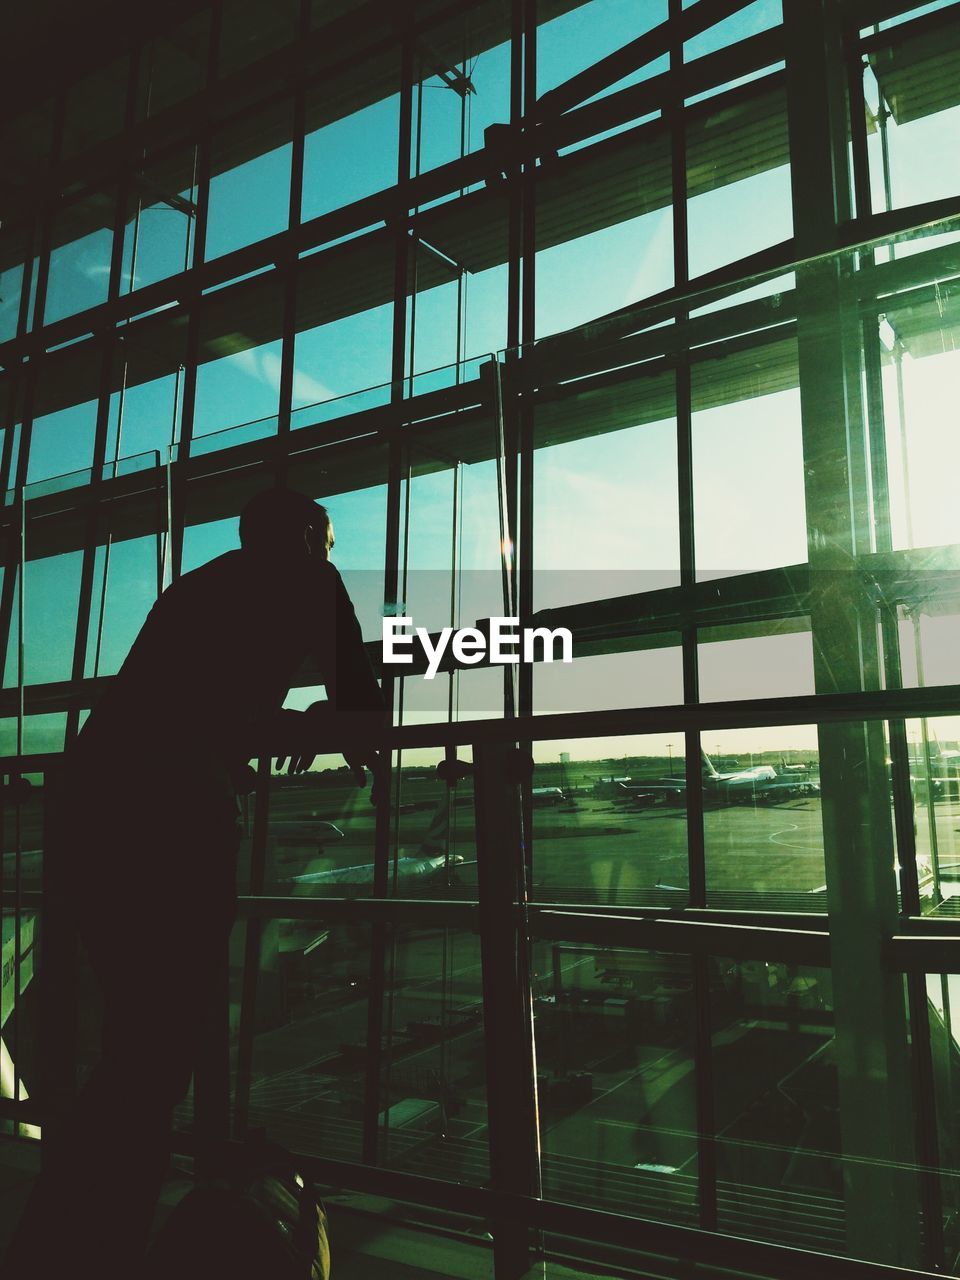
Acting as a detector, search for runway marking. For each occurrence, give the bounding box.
[767,823,821,852]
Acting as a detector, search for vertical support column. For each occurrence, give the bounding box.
[474,742,540,1280]
[361,23,415,1169]
[169,0,221,581]
[784,0,920,1266]
[274,0,309,475]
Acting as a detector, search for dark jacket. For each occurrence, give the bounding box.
[67,549,384,810]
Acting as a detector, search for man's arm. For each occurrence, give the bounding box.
[277,565,386,797]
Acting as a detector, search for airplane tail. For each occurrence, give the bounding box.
[701,749,720,780]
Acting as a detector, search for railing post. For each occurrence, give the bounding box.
[474,741,540,1280]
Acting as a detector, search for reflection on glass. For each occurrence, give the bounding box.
[532,734,689,906]
[703,727,824,910]
[923,968,960,1259]
[532,942,697,1220]
[263,755,378,900]
[241,919,370,1160]
[388,750,477,900]
[379,929,488,1183]
[708,956,843,1248]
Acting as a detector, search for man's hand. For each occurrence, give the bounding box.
[274,706,386,804]
[343,746,386,806]
[274,702,330,775]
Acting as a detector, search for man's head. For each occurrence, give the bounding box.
[239,488,334,562]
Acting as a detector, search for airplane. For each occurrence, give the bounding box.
[276,792,472,955]
[612,751,820,808]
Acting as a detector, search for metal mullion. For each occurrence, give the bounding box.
[905,965,946,1270]
[233,756,274,1140]
[846,24,873,221]
[517,0,537,877]
[0,95,65,746]
[362,26,415,1170]
[65,53,143,745]
[669,0,714,1235]
[275,4,309,450]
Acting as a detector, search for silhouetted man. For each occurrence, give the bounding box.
[5,487,384,1277]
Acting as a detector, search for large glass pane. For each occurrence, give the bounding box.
[379,928,488,1183]
[703,726,823,910]
[901,715,960,916]
[865,23,960,212]
[302,75,400,222]
[686,84,792,279]
[534,642,685,716]
[206,104,293,261]
[698,621,815,703]
[61,57,130,159]
[531,941,697,1220]
[263,751,378,900]
[193,338,283,441]
[536,197,674,340]
[242,917,371,1162]
[708,954,844,1248]
[390,749,478,900]
[533,377,679,610]
[26,399,99,489]
[43,192,117,326]
[692,349,805,581]
[921,967,960,1261]
[122,150,198,293]
[136,9,212,119]
[292,252,393,420]
[84,532,162,679]
[21,550,83,686]
[537,0,668,101]
[879,298,960,552]
[532,733,689,907]
[219,0,298,77]
[0,228,30,343]
[684,0,782,60]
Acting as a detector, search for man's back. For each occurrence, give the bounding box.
[74,547,378,786]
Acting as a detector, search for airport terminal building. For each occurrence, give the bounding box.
[3,0,960,1276]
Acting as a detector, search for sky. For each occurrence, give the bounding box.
[3,0,960,759]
